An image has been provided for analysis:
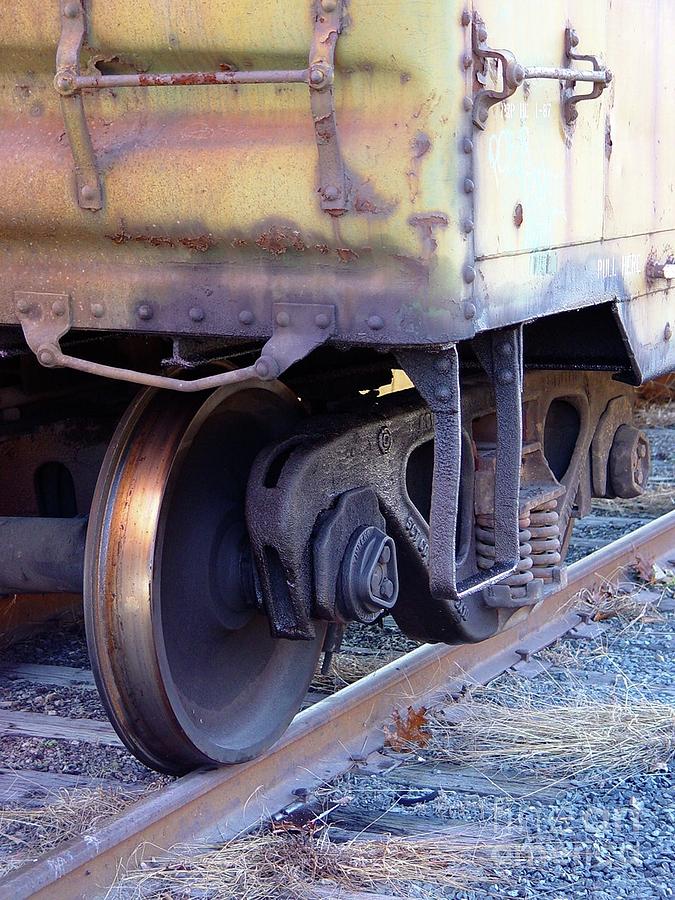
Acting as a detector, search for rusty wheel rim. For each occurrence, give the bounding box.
[84,381,325,774]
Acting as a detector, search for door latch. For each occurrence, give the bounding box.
[471,17,612,128]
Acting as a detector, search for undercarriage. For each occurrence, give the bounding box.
[0,342,651,773]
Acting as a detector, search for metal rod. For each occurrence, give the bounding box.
[523,66,611,83]
[73,69,309,90]
[0,517,87,594]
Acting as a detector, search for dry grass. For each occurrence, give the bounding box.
[312,652,401,692]
[0,786,149,876]
[117,828,531,899]
[422,689,675,783]
[588,585,666,625]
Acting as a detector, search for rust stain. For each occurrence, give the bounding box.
[407,132,432,204]
[106,223,214,252]
[336,248,359,263]
[408,213,448,260]
[255,226,306,255]
[138,72,221,87]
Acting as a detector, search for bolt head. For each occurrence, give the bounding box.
[254,355,280,380]
[569,29,580,48]
[55,73,76,94]
[323,185,340,202]
[463,137,473,154]
[189,306,205,323]
[238,309,254,325]
[464,302,477,320]
[37,347,56,367]
[16,299,31,314]
[664,323,673,342]
[51,299,66,317]
[462,54,473,70]
[461,9,471,26]
[479,107,489,123]
[499,341,513,356]
[80,184,97,203]
[463,218,474,233]
[367,315,384,331]
[309,67,326,86]
[275,310,290,327]
[498,370,514,385]
[91,303,104,318]
[463,265,476,283]
[63,2,80,18]
[314,312,331,329]
[477,25,488,42]
[137,304,153,321]
[379,545,391,565]
[321,0,338,11]
[464,178,475,193]
[511,64,525,85]
[462,96,473,112]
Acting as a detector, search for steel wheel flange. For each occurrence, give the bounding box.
[85,381,325,774]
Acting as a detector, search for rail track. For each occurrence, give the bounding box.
[0,509,673,899]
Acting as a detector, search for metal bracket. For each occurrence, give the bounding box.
[15,292,336,391]
[55,0,102,209]
[471,16,612,129]
[397,325,524,608]
[55,0,347,214]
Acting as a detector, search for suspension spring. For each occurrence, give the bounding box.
[475,513,534,599]
[528,499,562,582]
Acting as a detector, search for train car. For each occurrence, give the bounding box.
[0,1,672,774]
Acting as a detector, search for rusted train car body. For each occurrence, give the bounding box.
[0,1,672,773]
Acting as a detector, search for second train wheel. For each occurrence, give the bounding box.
[84,381,325,775]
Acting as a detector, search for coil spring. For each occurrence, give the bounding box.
[475,500,562,598]
[475,513,534,600]
[529,499,561,582]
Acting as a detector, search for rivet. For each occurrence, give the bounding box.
[461,9,471,26]
[477,25,488,43]
[665,322,673,342]
[63,2,80,18]
[315,312,331,329]
[321,0,337,11]
[435,385,452,402]
[367,314,384,331]
[462,96,473,112]
[436,356,451,374]
[462,137,473,154]
[478,107,489,123]
[462,219,474,234]
[254,355,281,380]
[463,265,476,283]
[323,185,340,201]
[91,303,104,318]
[464,178,475,193]
[51,299,66,317]
[309,67,325,86]
[514,202,524,228]
[498,370,514,385]
[238,309,254,325]
[37,347,56,367]
[16,299,30,314]
[464,302,477,320]
[189,306,205,323]
[276,310,291,327]
[80,185,97,203]
[499,341,513,355]
[462,54,472,70]
[137,304,153,321]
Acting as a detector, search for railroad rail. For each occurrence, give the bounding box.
[1,510,674,900]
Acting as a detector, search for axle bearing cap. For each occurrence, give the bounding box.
[338,526,398,625]
[609,424,650,499]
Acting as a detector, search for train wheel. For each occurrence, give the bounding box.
[84,382,325,774]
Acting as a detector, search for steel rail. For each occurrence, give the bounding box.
[2,510,674,900]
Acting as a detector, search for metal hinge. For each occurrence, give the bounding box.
[55,0,347,215]
[471,16,612,128]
